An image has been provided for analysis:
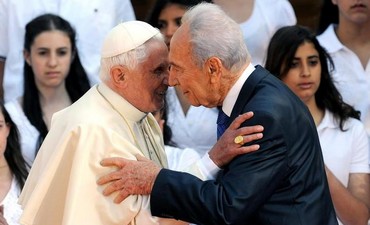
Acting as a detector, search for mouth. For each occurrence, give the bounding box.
[157,89,167,96]
[298,82,313,89]
[46,71,60,75]
[351,3,367,9]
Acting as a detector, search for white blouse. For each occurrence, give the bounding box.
[5,99,39,166]
[1,178,22,225]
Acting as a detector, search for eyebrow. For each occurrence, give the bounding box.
[36,46,69,50]
[169,61,181,68]
[153,62,168,71]
[293,55,319,60]
[158,16,182,22]
[308,55,319,59]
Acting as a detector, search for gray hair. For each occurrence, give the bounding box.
[182,3,250,73]
[100,33,164,81]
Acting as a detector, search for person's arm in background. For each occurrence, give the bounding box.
[326,168,370,225]
[0,59,5,101]
[0,0,7,101]
[325,123,370,225]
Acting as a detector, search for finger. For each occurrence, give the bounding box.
[134,154,150,162]
[228,111,254,130]
[0,205,3,214]
[239,125,264,135]
[102,179,125,196]
[243,133,263,143]
[240,144,260,154]
[100,157,128,168]
[97,171,123,185]
[114,190,130,204]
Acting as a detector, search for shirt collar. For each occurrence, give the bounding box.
[222,63,255,116]
[318,24,345,53]
[317,109,337,131]
[97,83,147,122]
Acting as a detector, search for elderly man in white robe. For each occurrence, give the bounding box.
[17,21,263,225]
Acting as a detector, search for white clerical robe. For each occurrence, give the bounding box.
[18,83,189,225]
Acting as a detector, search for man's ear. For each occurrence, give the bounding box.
[206,57,222,83]
[110,65,127,86]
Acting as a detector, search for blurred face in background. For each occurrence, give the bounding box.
[0,111,10,160]
[24,30,72,90]
[158,3,187,48]
[333,0,370,24]
[281,41,321,104]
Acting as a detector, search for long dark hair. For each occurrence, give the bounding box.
[1,102,29,189]
[317,0,338,35]
[265,25,360,130]
[146,0,212,27]
[23,13,91,155]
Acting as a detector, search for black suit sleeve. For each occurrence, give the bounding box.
[150,112,289,225]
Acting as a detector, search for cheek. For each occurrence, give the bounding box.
[281,75,298,91]
[314,67,322,78]
[30,58,44,76]
[61,56,73,74]
[0,134,8,152]
[145,80,161,98]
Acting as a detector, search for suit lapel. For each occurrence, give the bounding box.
[229,65,270,122]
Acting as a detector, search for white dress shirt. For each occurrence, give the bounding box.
[166,87,218,156]
[239,0,296,66]
[0,0,135,101]
[1,178,22,225]
[222,63,255,115]
[317,24,370,164]
[5,99,39,166]
[317,109,370,225]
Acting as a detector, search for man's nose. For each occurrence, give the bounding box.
[162,71,169,86]
[168,70,178,87]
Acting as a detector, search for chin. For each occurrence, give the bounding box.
[186,99,196,106]
[189,102,201,107]
[151,102,164,112]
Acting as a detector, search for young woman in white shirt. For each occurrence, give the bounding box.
[265,25,370,225]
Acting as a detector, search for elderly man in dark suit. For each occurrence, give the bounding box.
[98,3,338,225]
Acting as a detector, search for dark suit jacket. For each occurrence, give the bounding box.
[151,66,338,225]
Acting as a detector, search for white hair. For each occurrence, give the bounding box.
[99,33,164,82]
[182,3,250,73]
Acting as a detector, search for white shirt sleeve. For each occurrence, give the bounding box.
[166,146,220,180]
[0,0,9,59]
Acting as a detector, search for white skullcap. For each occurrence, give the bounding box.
[101,21,160,58]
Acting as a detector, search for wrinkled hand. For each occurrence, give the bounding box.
[0,205,8,225]
[209,111,264,168]
[97,155,161,204]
